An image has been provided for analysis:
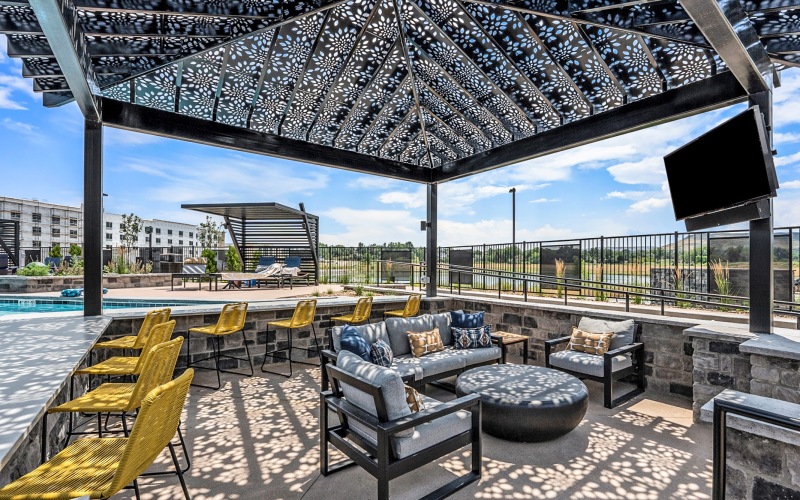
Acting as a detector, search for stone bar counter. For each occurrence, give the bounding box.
[0,316,112,484]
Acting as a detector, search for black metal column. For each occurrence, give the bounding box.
[426,183,438,297]
[83,119,103,316]
[749,91,773,333]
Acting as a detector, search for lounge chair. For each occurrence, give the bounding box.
[282,256,312,287]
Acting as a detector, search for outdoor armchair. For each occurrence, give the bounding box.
[383,294,421,318]
[0,369,195,500]
[321,350,482,500]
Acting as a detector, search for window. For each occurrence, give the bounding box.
[69,230,78,238]
[167,229,173,235]
[32,240,40,247]
[189,232,193,238]
[155,238,161,244]
[106,233,112,240]
[51,228,60,237]
[179,231,184,237]
[155,228,161,234]
[52,216,60,225]
[168,239,173,244]
[32,213,41,223]
[179,240,183,245]
[32,226,41,236]
[10,211,20,220]
[70,218,78,226]
[105,221,113,229]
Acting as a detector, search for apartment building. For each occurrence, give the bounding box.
[0,196,199,261]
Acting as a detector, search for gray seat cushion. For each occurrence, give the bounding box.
[578,317,636,351]
[332,322,390,352]
[392,348,467,380]
[548,349,632,378]
[385,315,436,356]
[391,394,471,459]
[336,350,413,439]
[451,345,502,365]
[388,356,424,381]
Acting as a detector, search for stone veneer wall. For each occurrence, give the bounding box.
[749,354,800,403]
[449,297,698,401]
[725,428,800,500]
[0,274,173,293]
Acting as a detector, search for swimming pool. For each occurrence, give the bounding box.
[0,296,230,316]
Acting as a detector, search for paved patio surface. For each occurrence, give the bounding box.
[104,358,713,500]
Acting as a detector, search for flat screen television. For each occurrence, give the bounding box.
[663,105,778,222]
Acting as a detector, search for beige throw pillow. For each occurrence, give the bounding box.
[407,328,444,357]
[568,326,613,355]
[404,385,425,412]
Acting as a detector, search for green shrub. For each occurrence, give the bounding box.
[201,248,217,273]
[68,243,81,258]
[326,287,334,295]
[49,244,62,258]
[226,246,242,272]
[338,274,351,285]
[354,285,365,296]
[17,262,50,276]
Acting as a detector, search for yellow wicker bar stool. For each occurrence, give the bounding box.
[260,299,319,378]
[330,296,373,325]
[91,308,171,359]
[383,294,421,318]
[186,302,252,390]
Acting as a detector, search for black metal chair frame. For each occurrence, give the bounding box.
[544,324,645,409]
[260,322,321,377]
[186,328,254,390]
[321,364,482,500]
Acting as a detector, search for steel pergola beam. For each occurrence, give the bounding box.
[29,0,101,120]
[101,97,434,183]
[435,70,747,181]
[680,0,773,94]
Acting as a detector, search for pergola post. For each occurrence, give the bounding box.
[426,183,437,297]
[748,91,774,333]
[83,119,103,316]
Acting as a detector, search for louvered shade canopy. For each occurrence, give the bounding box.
[1,0,794,181]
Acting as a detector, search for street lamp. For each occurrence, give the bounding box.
[144,226,153,264]
[509,187,516,290]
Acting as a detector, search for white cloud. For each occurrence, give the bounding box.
[775,150,800,168]
[0,73,35,110]
[378,186,426,209]
[779,180,800,189]
[529,197,559,203]
[605,190,648,200]
[348,176,403,190]
[607,156,668,185]
[320,207,423,246]
[628,197,671,213]
[1,117,44,143]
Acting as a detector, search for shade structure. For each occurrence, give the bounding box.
[0,219,20,267]
[182,202,319,280]
[0,0,795,181]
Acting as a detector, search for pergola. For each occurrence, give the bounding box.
[182,202,320,282]
[3,0,798,332]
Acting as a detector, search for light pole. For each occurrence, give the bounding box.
[509,187,516,290]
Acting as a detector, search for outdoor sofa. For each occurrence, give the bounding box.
[321,310,502,391]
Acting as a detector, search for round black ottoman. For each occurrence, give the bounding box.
[455,364,589,442]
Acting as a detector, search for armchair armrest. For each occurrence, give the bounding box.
[380,393,481,436]
[321,349,338,363]
[604,342,643,359]
[544,335,571,368]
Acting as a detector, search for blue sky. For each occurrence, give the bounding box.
[1,38,800,247]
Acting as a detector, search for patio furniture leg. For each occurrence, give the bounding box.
[169,442,192,500]
[260,327,293,378]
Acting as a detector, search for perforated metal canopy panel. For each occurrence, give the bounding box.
[1,0,797,181]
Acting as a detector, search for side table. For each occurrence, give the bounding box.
[491,331,529,364]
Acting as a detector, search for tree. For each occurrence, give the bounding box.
[68,243,82,258]
[119,213,143,265]
[49,243,62,258]
[226,245,242,272]
[198,215,224,249]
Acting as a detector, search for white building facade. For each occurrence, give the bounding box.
[0,196,199,262]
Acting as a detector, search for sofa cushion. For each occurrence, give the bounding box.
[429,312,453,345]
[451,310,484,328]
[451,345,502,365]
[393,348,467,379]
[407,328,445,357]
[390,357,424,381]
[578,317,636,351]
[385,315,435,356]
[370,339,393,367]
[548,349,632,378]
[391,394,471,459]
[568,327,613,355]
[453,325,493,349]
[340,325,372,361]
[336,350,413,439]
[332,322,389,352]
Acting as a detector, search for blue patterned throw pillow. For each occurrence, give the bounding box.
[450,310,484,328]
[370,339,394,367]
[453,325,492,349]
[339,325,372,361]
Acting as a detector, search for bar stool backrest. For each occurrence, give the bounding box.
[133,308,171,349]
[213,302,248,334]
[133,320,176,375]
[105,368,194,497]
[352,296,373,323]
[127,337,184,412]
[289,299,317,328]
[404,294,421,317]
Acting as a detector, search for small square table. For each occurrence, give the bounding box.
[491,331,530,364]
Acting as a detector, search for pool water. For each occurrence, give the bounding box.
[0,297,229,315]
